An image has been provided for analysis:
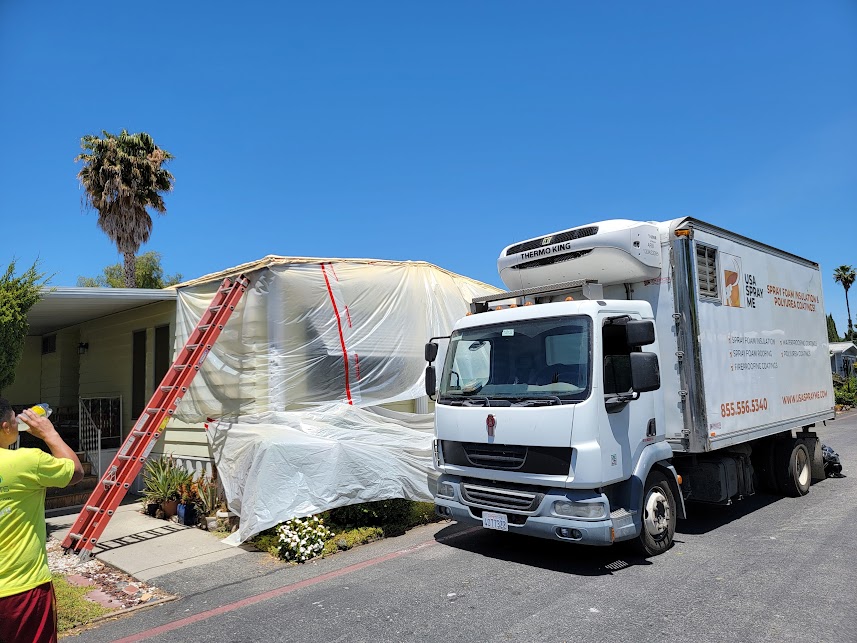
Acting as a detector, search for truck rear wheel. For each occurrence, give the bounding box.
[775,441,811,497]
[633,470,677,557]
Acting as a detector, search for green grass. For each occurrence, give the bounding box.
[53,574,115,634]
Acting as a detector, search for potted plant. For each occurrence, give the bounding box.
[196,475,223,530]
[142,455,187,519]
[177,480,200,526]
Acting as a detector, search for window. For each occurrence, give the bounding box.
[41,334,57,355]
[438,316,591,403]
[696,243,719,300]
[154,325,171,387]
[603,321,633,396]
[132,330,146,418]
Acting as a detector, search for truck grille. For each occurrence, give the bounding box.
[441,441,573,475]
[463,443,527,469]
[506,226,599,256]
[460,482,542,512]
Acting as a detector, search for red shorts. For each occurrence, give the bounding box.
[0,582,57,643]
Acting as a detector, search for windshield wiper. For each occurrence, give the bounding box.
[510,396,563,407]
[460,382,485,396]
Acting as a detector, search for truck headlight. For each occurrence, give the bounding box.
[437,481,455,499]
[553,500,606,520]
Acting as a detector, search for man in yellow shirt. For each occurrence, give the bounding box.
[0,398,83,643]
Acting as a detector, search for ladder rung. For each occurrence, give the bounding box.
[146,408,163,414]
[102,480,118,487]
[209,305,223,313]
[117,455,133,461]
[85,506,99,513]
[187,344,199,351]
[198,325,211,332]
[219,286,233,293]
[173,364,188,371]
[132,431,147,437]
[68,532,83,540]
[160,386,177,392]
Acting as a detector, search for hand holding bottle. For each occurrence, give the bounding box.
[17,404,57,440]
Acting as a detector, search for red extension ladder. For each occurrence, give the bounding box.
[61,274,250,558]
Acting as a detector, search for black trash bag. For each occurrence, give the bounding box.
[822,444,844,478]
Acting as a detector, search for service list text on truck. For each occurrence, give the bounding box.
[425,218,834,556]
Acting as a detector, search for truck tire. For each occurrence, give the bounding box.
[775,441,811,497]
[633,470,677,557]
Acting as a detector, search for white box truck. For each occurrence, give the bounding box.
[424,218,834,556]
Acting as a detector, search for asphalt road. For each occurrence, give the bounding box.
[76,411,857,643]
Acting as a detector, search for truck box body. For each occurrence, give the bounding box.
[428,217,834,552]
[495,217,834,454]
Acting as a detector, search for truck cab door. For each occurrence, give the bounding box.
[597,314,658,484]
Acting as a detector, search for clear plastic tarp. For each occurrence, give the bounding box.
[171,258,500,543]
[208,404,436,545]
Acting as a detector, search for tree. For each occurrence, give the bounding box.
[76,130,175,288]
[77,251,182,289]
[0,261,49,391]
[833,265,855,341]
[827,314,841,343]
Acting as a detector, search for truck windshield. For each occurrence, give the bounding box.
[438,316,592,404]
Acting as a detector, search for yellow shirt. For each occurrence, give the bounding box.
[0,448,74,598]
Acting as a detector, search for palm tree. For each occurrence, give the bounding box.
[76,130,174,287]
[833,265,856,341]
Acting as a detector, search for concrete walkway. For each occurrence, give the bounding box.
[47,503,251,581]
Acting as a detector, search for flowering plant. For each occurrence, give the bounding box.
[274,516,332,563]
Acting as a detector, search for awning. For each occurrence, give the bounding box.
[27,288,177,335]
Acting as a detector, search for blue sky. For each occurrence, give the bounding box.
[1,2,856,332]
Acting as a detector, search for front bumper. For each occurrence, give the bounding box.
[434,475,638,546]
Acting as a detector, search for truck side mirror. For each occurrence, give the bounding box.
[425,365,437,397]
[626,320,655,347]
[630,352,660,392]
[425,342,439,363]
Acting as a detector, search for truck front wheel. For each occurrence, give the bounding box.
[633,470,677,557]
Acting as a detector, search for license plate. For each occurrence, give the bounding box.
[482,511,508,531]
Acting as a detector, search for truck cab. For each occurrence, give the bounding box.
[427,294,683,555]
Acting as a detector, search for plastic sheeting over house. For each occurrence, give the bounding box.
[207,404,436,545]
[170,258,500,543]
[173,257,499,421]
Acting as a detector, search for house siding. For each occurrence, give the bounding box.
[78,301,176,444]
[2,337,42,402]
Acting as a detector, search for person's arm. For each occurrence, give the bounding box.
[19,409,84,486]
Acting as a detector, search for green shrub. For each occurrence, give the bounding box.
[322,526,384,556]
[329,498,413,536]
[835,384,856,406]
[408,501,440,527]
